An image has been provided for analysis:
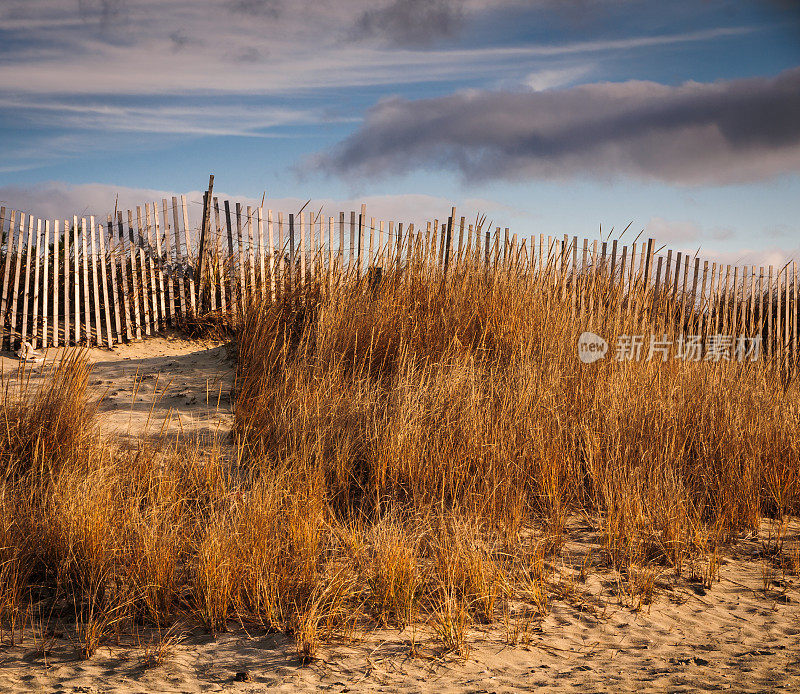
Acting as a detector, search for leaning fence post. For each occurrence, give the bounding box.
[198,174,213,312]
[443,212,454,272]
[0,208,12,349]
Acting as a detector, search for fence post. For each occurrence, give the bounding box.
[98,221,114,346]
[31,219,42,348]
[697,261,709,340]
[258,205,266,299]
[90,217,103,346]
[443,210,455,272]
[53,218,60,347]
[135,209,150,338]
[248,206,256,298]
[144,204,160,331]
[161,201,174,327]
[0,209,11,349]
[793,262,798,375]
[198,174,213,312]
[213,199,224,312]
[358,203,366,275]
[125,211,142,340]
[267,208,276,302]
[41,220,50,348]
[63,217,70,344]
[768,265,774,360]
[21,216,35,346]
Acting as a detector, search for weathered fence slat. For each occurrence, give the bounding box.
[90,217,103,346]
[258,206,266,299]
[144,205,160,332]
[181,196,197,315]
[116,212,133,341]
[247,205,256,298]
[172,198,188,319]
[80,218,91,343]
[278,212,285,294]
[299,211,305,288]
[211,198,222,312]
[358,204,366,274]
[268,209,276,302]
[31,219,42,348]
[63,218,70,345]
[52,219,60,347]
[327,215,334,289]
[41,220,50,349]
[0,209,10,348]
[106,217,123,341]
[135,207,151,337]
[768,265,774,359]
[235,203,246,309]
[20,216,34,346]
[223,200,234,316]
[125,211,142,341]
[98,221,114,346]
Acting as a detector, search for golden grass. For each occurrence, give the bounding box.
[1,252,798,660]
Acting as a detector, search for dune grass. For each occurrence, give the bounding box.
[0,253,798,661]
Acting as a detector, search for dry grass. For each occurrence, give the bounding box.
[0,250,798,661]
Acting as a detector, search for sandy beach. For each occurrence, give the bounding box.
[1,339,798,693]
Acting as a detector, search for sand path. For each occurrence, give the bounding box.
[0,334,234,446]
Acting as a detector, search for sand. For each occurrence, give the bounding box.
[1,338,798,692]
[0,333,234,446]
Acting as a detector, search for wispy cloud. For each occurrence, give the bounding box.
[0,3,759,97]
[0,97,329,137]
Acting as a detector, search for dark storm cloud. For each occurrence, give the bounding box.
[312,67,800,185]
[169,30,189,50]
[226,0,281,17]
[77,0,127,23]
[355,0,465,47]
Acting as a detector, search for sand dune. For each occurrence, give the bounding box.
[1,339,798,693]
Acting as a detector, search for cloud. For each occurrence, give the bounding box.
[169,30,189,51]
[226,0,281,16]
[646,217,736,244]
[0,97,326,138]
[312,67,800,185]
[523,65,594,91]
[0,182,188,223]
[0,182,504,236]
[646,217,705,244]
[642,216,798,268]
[699,246,800,269]
[77,0,127,24]
[0,2,756,97]
[355,0,465,47]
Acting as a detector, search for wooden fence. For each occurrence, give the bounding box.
[0,185,798,372]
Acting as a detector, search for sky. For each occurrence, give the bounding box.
[1,0,799,267]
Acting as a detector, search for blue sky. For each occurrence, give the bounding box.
[1,0,799,267]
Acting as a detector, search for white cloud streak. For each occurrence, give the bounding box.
[0,181,512,234]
